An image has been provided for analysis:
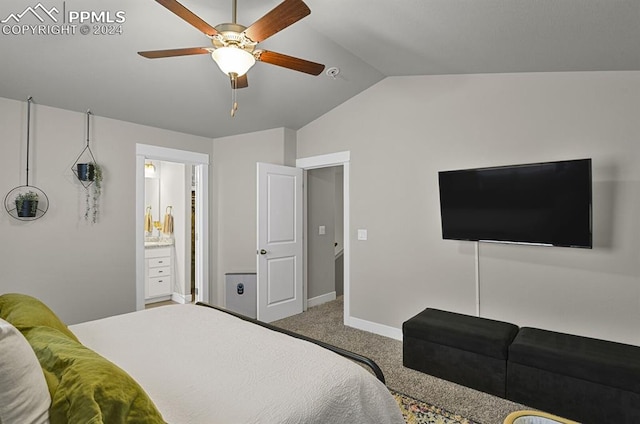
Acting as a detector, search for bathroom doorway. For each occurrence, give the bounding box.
[135,144,210,311]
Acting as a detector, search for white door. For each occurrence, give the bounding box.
[257,163,303,322]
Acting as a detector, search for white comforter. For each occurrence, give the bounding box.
[70,304,404,424]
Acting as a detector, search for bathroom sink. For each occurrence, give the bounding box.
[144,237,174,247]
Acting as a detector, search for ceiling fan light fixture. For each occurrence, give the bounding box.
[212,46,255,77]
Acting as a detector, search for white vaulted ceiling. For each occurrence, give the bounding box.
[0,0,638,138]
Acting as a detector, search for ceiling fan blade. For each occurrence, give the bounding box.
[230,74,249,89]
[244,0,310,43]
[155,0,218,37]
[257,50,324,76]
[138,47,211,59]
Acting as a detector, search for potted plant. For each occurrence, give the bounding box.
[15,191,39,217]
[77,162,95,181]
[84,163,103,223]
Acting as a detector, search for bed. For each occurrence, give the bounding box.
[0,293,405,424]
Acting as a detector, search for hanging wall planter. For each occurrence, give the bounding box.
[71,110,99,187]
[71,110,103,223]
[4,97,50,221]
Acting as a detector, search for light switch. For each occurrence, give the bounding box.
[357,229,368,241]
[319,225,326,235]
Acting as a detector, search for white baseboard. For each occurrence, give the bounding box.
[171,292,192,304]
[145,295,171,305]
[307,291,336,308]
[346,315,403,341]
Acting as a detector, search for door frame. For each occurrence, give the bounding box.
[135,144,210,311]
[296,151,351,325]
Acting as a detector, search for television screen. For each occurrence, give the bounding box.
[438,159,592,248]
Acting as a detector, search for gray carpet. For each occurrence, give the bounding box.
[273,297,527,424]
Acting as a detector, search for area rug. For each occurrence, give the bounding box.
[391,390,481,424]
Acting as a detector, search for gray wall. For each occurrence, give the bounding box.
[334,167,344,297]
[334,167,344,258]
[212,127,296,305]
[0,97,213,324]
[4,70,639,346]
[297,71,640,345]
[307,167,336,300]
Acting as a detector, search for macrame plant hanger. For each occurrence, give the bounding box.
[71,110,97,188]
[4,96,49,220]
[70,109,102,224]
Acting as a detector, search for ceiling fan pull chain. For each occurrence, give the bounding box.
[230,74,239,117]
[233,84,238,114]
[230,75,234,116]
[232,0,237,24]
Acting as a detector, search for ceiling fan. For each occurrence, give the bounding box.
[139,0,325,97]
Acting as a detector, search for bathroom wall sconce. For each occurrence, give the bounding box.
[145,162,156,178]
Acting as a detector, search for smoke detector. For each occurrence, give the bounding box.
[326,67,340,79]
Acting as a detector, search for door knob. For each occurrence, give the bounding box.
[259,249,267,255]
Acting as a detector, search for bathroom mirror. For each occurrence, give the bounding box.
[145,161,160,233]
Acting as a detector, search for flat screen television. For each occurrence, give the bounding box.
[438,159,592,248]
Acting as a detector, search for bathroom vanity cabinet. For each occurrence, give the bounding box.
[145,246,173,304]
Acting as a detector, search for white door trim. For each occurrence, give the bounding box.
[135,144,210,311]
[296,151,351,326]
[296,151,350,169]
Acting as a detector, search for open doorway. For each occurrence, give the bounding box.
[296,151,351,326]
[143,159,192,305]
[306,166,344,307]
[135,144,210,311]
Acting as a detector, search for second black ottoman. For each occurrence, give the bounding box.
[403,308,519,397]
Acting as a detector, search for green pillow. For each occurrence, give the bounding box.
[23,326,165,424]
[0,293,78,342]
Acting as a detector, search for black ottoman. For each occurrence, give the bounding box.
[403,308,519,397]
[507,327,640,424]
